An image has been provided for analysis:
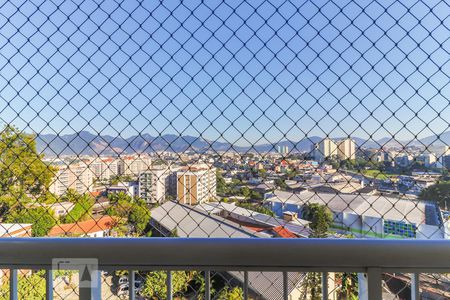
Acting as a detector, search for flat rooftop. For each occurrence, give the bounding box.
[268,190,440,226]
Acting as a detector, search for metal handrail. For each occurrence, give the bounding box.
[0,238,449,272]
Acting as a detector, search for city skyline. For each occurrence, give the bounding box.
[30,128,450,156]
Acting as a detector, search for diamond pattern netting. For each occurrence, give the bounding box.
[0,0,449,299]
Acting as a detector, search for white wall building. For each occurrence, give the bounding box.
[313,138,337,162]
[119,155,152,177]
[139,168,176,204]
[417,153,437,167]
[90,157,120,181]
[337,138,356,160]
[266,190,446,240]
[49,162,95,196]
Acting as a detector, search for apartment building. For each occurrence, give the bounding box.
[313,138,337,162]
[314,138,356,162]
[90,157,120,181]
[440,146,450,170]
[177,164,217,205]
[49,162,95,196]
[118,155,152,177]
[337,138,356,160]
[138,167,179,204]
[417,153,437,167]
[395,153,413,168]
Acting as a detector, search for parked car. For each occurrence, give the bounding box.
[118,276,128,285]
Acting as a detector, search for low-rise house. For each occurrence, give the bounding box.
[197,202,310,238]
[44,202,75,218]
[254,182,276,193]
[0,224,32,237]
[48,216,117,237]
[27,202,75,218]
[106,182,137,198]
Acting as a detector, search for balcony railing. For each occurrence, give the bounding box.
[1,238,449,300]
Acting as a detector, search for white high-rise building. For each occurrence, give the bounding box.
[314,138,337,162]
[118,155,152,177]
[445,146,450,156]
[90,157,120,181]
[337,138,356,160]
[49,162,95,196]
[138,167,179,204]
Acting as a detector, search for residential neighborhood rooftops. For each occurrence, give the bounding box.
[48,216,117,237]
[150,201,267,238]
[269,190,438,226]
[150,202,306,299]
[197,202,311,237]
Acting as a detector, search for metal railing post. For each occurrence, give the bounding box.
[166,271,172,300]
[205,271,211,300]
[9,269,17,300]
[321,272,328,300]
[283,271,288,300]
[367,268,382,300]
[411,273,420,300]
[243,271,249,300]
[46,269,53,300]
[129,270,135,300]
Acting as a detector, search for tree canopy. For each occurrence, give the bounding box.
[5,206,57,237]
[302,203,333,238]
[0,126,55,197]
[106,192,151,235]
[142,271,197,299]
[419,181,450,210]
[61,190,95,223]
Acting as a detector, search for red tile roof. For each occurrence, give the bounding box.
[48,216,118,237]
[273,226,297,238]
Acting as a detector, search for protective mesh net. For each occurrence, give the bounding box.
[0,0,449,299]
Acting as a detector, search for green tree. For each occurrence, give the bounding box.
[61,191,94,223]
[250,190,263,200]
[128,199,151,234]
[106,193,151,236]
[239,187,251,198]
[302,203,333,238]
[142,271,198,299]
[301,273,322,300]
[216,170,228,195]
[216,286,243,300]
[258,169,267,178]
[275,178,287,189]
[0,195,16,218]
[193,272,216,300]
[301,204,334,300]
[6,207,57,237]
[335,273,358,300]
[0,125,55,197]
[419,181,450,210]
[0,271,46,300]
[237,202,275,217]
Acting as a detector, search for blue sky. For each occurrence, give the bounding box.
[0,0,449,146]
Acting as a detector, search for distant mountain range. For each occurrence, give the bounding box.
[35,131,450,156]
